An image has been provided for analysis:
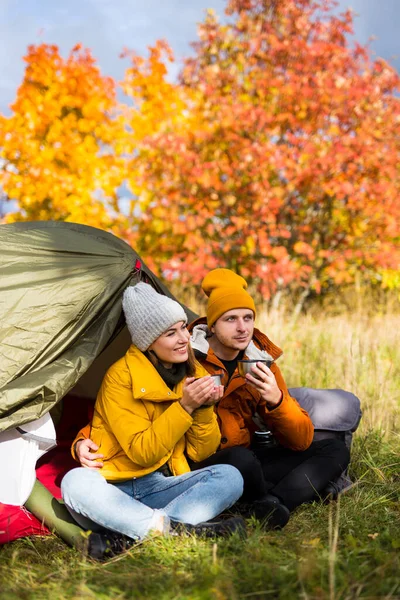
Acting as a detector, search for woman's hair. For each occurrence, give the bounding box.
[185,344,197,378]
[146,343,197,378]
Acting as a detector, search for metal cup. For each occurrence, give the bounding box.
[211,374,222,386]
[195,374,223,386]
[237,359,273,380]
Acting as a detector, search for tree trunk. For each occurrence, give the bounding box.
[291,287,311,323]
[270,288,284,312]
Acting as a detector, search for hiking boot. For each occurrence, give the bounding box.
[171,516,247,538]
[237,494,290,530]
[87,531,136,561]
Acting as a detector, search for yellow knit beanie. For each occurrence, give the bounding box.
[202,268,256,327]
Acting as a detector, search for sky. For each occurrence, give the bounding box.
[0,0,399,115]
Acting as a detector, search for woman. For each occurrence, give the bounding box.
[61,282,244,546]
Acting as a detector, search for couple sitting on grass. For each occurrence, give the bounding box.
[61,268,350,559]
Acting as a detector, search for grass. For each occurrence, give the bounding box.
[1,310,399,600]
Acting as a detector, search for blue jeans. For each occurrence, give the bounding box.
[61,464,243,540]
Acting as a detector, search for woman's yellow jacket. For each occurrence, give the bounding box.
[85,345,221,482]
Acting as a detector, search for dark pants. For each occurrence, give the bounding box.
[190,439,350,512]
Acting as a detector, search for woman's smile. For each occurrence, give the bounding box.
[174,345,188,354]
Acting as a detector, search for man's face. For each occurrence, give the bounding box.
[211,308,255,354]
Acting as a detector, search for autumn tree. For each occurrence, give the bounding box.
[117,41,192,273]
[125,0,400,303]
[0,44,125,227]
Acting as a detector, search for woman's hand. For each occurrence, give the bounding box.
[201,384,224,406]
[245,362,282,408]
[75,438,104,468]
[180,376,221,415]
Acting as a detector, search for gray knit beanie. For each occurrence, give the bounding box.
[122,282,188,351]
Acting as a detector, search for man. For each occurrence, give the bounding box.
[185,268,350,527]
[76,268,350,529]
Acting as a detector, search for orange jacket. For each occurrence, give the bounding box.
[189,318,314,452]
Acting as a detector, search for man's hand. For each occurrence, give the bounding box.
[180,376,222,415]
[246,362,283,408]
[75,438,104,468]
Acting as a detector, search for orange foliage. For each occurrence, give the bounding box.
[123,0,400,297]
[0,44,125,226]
[1,1,400,300]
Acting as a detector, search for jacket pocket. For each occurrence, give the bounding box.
[91,426,120,460]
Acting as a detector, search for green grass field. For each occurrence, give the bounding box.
[1,311,399,600]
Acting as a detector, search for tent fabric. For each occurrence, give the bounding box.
[0,221,196,434]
